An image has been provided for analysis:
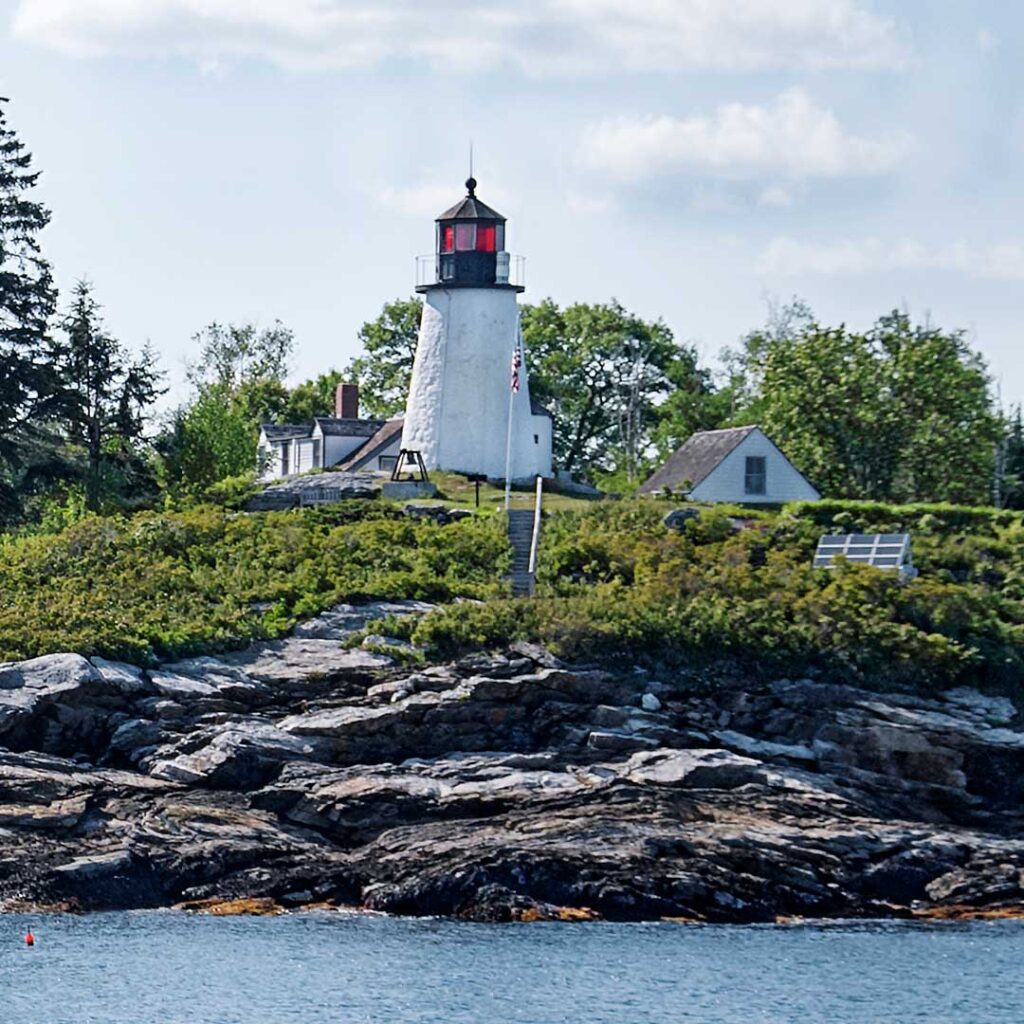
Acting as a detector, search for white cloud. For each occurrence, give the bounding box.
[977,27,998,53]
[757,184,796,207]
[578,89,910,183]
[11,0,909,74]
[758,237,1024,281]
[565,190,615,215]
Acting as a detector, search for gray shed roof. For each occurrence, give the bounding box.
[313,417,386,438]
[261,423,313,442]
[337,418,405,471]
[640,426,758,495]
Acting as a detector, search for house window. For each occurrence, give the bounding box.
[379,455,398,473]
[533,434,539,444]
[745,456,767,495]
[455,223,476,251]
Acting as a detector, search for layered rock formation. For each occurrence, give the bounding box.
[2,601,1024,922]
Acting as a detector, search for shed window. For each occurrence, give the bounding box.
[440,224,454,253]
[455,223,476,251]
[745,456,766,495]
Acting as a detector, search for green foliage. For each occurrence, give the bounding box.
[200,472,261,510]
[731,303,1002,504]
[344,298,422,417]
[157,385,258,497]
[0,97,59,473]
[785,498,1019,534]
[999,405,1024,510]
[412,498,1024,694]
[521,298,718,480]
[48,279,165,510]
[157,320,298,497]
[0,503,509,663]
[284,370,344,421]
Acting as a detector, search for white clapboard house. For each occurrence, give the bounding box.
[640,426,820,504]
[257,383,404,482]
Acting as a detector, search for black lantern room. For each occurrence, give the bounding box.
[418,178,522,292]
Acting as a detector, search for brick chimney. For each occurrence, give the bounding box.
[335,382,359,419]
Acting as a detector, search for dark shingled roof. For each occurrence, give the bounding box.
[336,418,405,471]
[640,426,759,495]
[261,423,313,442]
[437,178,505,222]
[313,417,386,438]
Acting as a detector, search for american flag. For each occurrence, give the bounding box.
[510,340,522,393]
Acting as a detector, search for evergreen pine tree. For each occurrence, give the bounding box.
[1000,405,1024,510]
[51,279,164,509]
[0,97,58,469]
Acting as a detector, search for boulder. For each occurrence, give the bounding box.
[149,724,317,788]
[624,749,767,790]
[663,508,699,532]
[293,601,436,641]
[641,693,662,712]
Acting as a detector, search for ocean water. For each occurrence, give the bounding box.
[1,912,1022,1023]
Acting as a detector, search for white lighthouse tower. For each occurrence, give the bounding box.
[400,178,552,482]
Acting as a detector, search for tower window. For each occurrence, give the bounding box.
[440,224,454,253]
[455,223,476,251]
[476,224,496,252]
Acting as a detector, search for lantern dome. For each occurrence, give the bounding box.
[416,178,523,293]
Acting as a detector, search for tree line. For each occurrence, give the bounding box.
[0,95,1019,526]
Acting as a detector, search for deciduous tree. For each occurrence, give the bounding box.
[522,299,713,480]
[732,303,1001,503]
[344,298,421,417]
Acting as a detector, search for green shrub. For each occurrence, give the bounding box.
[0,504,509,663]
[409,498,1024,695]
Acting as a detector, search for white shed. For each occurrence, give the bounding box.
[256,383,403,482]
[640,426,820,504]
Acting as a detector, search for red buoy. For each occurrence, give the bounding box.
[24,931,34,947]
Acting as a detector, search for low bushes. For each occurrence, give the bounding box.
[785,498,1021,534]
[414,499,1024,693]
[0,503,508,663]
[3,494,1024,696]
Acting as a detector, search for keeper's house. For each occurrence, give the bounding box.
[640,425,820,504]
[257,383,403,481]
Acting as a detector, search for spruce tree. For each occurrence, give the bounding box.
[52,279,164,509]
[0,96,58,467]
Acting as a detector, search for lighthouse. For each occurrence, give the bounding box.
[401,178,553,482]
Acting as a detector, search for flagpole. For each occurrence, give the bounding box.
[504,316,521,510]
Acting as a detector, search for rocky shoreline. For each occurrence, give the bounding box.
[2,600,1024,923]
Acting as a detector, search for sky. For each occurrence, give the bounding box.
[0,0,1021,410]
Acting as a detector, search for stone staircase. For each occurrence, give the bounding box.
[507,509,537,597]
